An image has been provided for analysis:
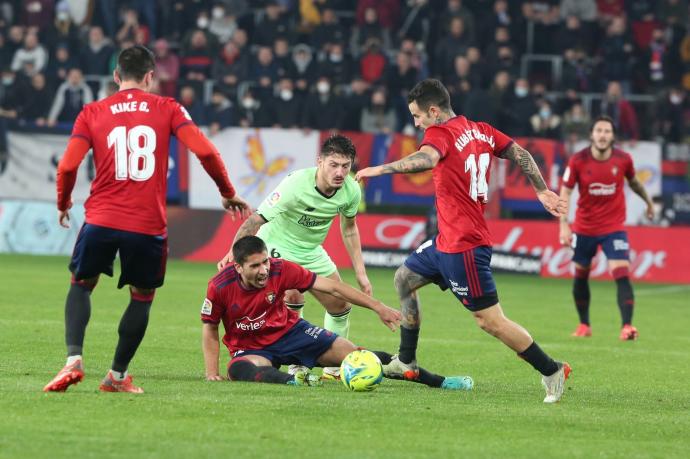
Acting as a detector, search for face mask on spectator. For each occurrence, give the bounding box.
[242,98,256,109]
[212,8,225,19]
[197,17,209,29]
[317,82,330,94]
[539,108,551,118]
[280,89,293,101]
[515,87,528,97]
[2,76,14,85]
[329,53,343,63]
[670,94,682,104]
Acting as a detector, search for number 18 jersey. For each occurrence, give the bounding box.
[70,88,193,235]
[420,115,513,253]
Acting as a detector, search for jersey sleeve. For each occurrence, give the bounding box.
[168,99,195,135]
[70,109,92,146]
[477,122,513,156]
[341,179,362,218]
[281,260,317,293]
[256,173,298,221]
[624,154,635,180]
[420,125,454,158]
[562,155,578,189]
[200,282,225,324]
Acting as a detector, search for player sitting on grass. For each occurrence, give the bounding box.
[202,236,473,390]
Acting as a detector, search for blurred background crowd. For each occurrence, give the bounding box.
[0,0,689,147]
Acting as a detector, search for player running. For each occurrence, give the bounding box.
[559,115,654,340]
[203,236,473,391]
[356,79,571,403]
[44,45,250,394]
[217,135,369,380]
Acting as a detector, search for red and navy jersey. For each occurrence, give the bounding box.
[420,115,513,253]
[562,147,635,236]
[70,89,193,235]
[201,259,317,354]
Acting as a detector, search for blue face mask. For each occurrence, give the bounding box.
[515,87,528,97]
[540,108,551,118]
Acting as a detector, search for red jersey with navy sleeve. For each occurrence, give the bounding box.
[562,147,635,236]
[201,259,318,354]
[70,88,193,235]
[420,115,513,253]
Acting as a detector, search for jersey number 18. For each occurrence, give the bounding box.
[108,125,157,181]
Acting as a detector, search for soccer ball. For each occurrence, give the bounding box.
[340,350,383,392]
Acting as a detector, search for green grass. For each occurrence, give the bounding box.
[1,254,688,459]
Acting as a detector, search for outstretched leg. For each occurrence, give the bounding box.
[228,355,321,386]
[372,351,473,390]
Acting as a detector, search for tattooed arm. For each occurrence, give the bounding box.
[499,142,567,218]
[627,176,655,219]
[216,212,267,270]
[355,145,441,180]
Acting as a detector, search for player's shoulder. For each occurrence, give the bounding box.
[611,147,633,161]
[342,174,361,195]
[570,148,591,164]
[283,167,315,188]
[210,265,239,290]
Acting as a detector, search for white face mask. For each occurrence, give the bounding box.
[280,89,293,101]
[515,87,528,97]
[329,53,343,63]
[670,94,683,105]
[212,8,225,19]
[242,98,255,109]
[197,17,209,29]
[317,82,330,94]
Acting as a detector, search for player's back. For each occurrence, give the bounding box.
[421,115,513,253]
[73,89,192,235]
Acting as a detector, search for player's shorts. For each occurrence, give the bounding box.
[69,223,168,289]
[264,240,337,277]
[229,319,338,369]
[404,238,499,312]
[572,231,630,266]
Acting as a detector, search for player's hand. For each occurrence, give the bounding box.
[58,202,73,228]
[355,166,381,182]
[356,273,373,296]
[645,202,655,220]
[217,251,234,271]
[206,374,225,381]
[559,224,572,247]
[222,194,252,221]
[377,304,402,332]
[537,189,567,218]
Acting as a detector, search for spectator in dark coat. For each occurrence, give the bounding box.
[653,87,687,143]
[237,88,274,128]
[301,76,344,130]
[179,85,206,126]
[206,90,234,136]
[503,78,537,136]
[272,78,304,128]
[80,26,114,76]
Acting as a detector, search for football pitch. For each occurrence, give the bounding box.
[1,254,688,459]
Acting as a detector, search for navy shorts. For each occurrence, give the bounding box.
[572,231,630,266]
[404,238,499,311]
[230,319,337,369]
[69,223,168,289]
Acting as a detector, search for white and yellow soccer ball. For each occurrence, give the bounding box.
[340,350,384,392]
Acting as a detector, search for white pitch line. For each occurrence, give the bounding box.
[635,285,690,296]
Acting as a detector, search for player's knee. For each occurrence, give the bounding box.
[474,313,503,336]
[131,286,155,302]
[228,358,258,382]
[325,300,350,315]
[71,274,99,292]
[394,266,412,295]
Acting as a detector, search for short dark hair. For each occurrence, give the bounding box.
[117,45,155,82]
[407,78,452,112]
[232,236,267,265]
[320,134,356,162]
[590,115,617,135]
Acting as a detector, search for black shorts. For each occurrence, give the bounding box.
[69,223,168,289]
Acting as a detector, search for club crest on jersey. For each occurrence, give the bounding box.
[266,292,276,304]
[201,298,213,315]
[612,166,618,176]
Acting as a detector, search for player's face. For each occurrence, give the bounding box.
[408,101,435,131]
[317,153,352,189]
[590,121,615,151]
[236,252,271,288]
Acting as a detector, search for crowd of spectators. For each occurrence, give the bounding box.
[0,0,689,159]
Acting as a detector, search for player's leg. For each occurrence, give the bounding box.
[570,233,597,337]
[44,224,118,392]
[373,351,473,390]
[228,354,304,385]
[100,231,167,393]
[603,231,637,340]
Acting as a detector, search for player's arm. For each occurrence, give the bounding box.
[310,276,401,331]
[340,216,372,295]
[201,322,223,381]
[558,185,574,246]
[217,212,268,270]
[355,145,440,181]
[627,176,655,219]
[56,137,91,228]
[176,124,250,219]
[499,142,566,218]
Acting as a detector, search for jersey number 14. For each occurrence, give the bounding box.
[108,125,157,181]
[465,152,490,202]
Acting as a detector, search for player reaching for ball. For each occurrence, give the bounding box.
[202,236,473,390]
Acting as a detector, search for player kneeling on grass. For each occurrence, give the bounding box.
[202,236,473,390]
